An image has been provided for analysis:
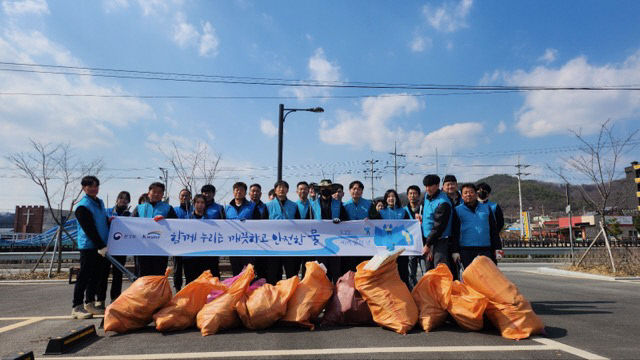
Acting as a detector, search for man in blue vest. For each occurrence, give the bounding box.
[342,180,378,274]
[404,185,425,290]
[443,174,461,207]
[421,174,454,273]
[72,176,109,319]
[311,179,349,282]
[172,188,192,291]
[296,181,313,220]
[132,182,178,276]
[451,183,502,268]
[201,184,225,219]
[249,183,269,219]
[264,180,301,284]
[226,182,262,275]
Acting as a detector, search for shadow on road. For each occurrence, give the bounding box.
[542,326,568,339]
[531,300,614,315]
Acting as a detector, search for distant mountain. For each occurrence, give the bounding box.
[0,212,15,228]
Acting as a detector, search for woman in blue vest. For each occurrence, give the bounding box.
[263,180,301,285]
[72,176,109,319]
[131,182,178,277]
[379,189,411,288]
[181,194,212,284]
[226,182,262,276]
[451,183,502,268]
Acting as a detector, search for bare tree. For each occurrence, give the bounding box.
[7,139,103,274]
[159,141,222,196]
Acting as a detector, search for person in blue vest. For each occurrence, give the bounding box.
[296,181,313,220]
[404,185,425,290]
[342,180,379,274]
[263,180,301,285]
[379,189,411,288]
[476,182,505,233]
[131,182,178,277]
[249,183,269,219]
[182,194,212,283]
[308,182,318,201]
[310,179,349,283]
[443,174,461,207]
[332,183,345,202]
[451,183,502,268]
[421,174,454,274]
[72,176,109,319]
[200,184,224,276]
[172,188,192,290]
[226,182,262,276]
[95,190,130,309]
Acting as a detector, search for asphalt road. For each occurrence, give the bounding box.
[1,265,638,359]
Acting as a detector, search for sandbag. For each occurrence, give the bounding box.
[154,271,226,332]
[462,256,544,339]
[236,276,300,330]
[281,262,334,330]
[321,271,372,327]
[104,268,173,333]
[411,263,453,332]
[355,259,418,334]
[196,264,254,336]
[447,280,488,331]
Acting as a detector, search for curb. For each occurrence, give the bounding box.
[536,267,640,281]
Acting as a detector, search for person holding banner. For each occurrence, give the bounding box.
[310,179,349,283]
[132,182,178,277]
[404,185,425,290]
[201,184,225,220]
[182,194,212,283]
[172,188,193,290]
[264,180,301,284]
[295,181,313,220]
[72,176,109,319]
[249,183,269,219]
[421,174,454,273]
[379,189,411,288]
[342,180,378,274]
[226,182,262,275]
[451,183,502,268]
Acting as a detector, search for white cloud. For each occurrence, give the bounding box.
[103,0,129,13]
[538,48,558,64]
[172,12,198,47]
[422,0,473,33]
[2,0,49,16]
[401,122,484,156]
[199,21,219,57]
[0,29,153,150]
[172,13,219,57]
[504,51,640,137]
[259,118,277,137]
[410,35,432,53]
[145,132,192,151]
[287,48,341,100]
[497,121,507,134]
[136,0,168,16]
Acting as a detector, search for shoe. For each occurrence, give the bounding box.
[94,301,105,311]
[72,305,93,319]
[84,302,104,315]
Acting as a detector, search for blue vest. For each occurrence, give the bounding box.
[76,195,109,249]
[421,191,452,238]
[174,205,193,219]
[205,202,224,219]
[267,199,298,219]
[310,198,342,220]
[226,200,256,220]
[136,201,171,218]
[379,206,407,220]
[455,202,491,247]
[296,199,311,219]
[344,198,372,220]
[486,200,498,214]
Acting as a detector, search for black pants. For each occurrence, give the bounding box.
[340,256,368,275]
[72,249,103,308]
[173,256,183,291]
[459,247,495,269]
[426,238,454,275]
[408,256,426,290]
[135,256,168,277]
[254,257,283,285]
[397,256,410,289]
[282,257,302,279]
[183,257,208,284]
[230,256,255,276]
[96,255,126,302]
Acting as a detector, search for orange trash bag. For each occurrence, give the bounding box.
[411,263,453,332]
[196,264,254,336]
[355,256,418,334]
[236,276,300,330]
[447,280,488,331]
[281,261,334,330]
[462,256,544,339]
[153,270,226,332]
[104,268,173,333]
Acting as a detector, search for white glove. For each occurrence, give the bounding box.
[97,247,108,257]
[452,252,461,264]
[495,249,504,261]
[332,218,341,224]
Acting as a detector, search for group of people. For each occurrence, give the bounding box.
[70,173,504,319]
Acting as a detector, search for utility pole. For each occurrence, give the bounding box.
[386,141,406,192]
[515,156,530,240]
[364,157,381,200]
[565,183,575,264]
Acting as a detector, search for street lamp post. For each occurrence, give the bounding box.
[277,104,324,181]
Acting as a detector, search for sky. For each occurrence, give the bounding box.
[0,0,639,213]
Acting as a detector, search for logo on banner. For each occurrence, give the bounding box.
[374,224,413,250]
[142,230,162,240]
[113,232,122,240]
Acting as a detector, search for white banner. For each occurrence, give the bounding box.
[107,217,423,256]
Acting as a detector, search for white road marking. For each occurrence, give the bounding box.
[0,317,44,333]
[533,337,608,360]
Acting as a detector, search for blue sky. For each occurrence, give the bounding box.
[0,0,639,212]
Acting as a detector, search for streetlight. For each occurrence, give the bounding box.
[277,104,324,181]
